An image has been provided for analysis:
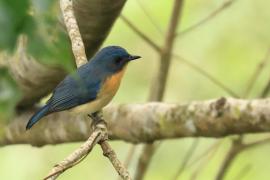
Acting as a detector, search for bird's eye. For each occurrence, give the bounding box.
[114,57,122,65]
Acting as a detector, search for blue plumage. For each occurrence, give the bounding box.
[26,46,141,129]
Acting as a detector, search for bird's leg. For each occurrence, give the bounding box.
[88,111,107,130]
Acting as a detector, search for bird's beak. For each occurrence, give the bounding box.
[128,55,141,61]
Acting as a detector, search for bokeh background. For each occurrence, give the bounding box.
[1,0,270,179]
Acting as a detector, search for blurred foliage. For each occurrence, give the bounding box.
[0,68,21,121]
[0,0,74,71]
[0,0,33,51]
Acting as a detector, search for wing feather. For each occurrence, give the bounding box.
[47,74,101,112]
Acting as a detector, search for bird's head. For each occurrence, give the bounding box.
[92,46,141,74]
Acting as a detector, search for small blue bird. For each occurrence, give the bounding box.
[26,46,141,129]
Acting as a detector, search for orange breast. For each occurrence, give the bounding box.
[98,67,126,98]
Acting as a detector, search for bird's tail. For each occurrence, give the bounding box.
[26,105,50,130]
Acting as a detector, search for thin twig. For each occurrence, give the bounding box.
[100,141,132,180]
[120,15,161,52]
[244,49,270,97]
[215,48,270,179]
[176,0,237,37]
[186,141,222,171]
[135,0,163,36]
[134,144,158,180]
[60,0,87,67]
[44,129,104,180]
[123,145,136,169]
[261,80,270,98]
[45,1,130,179]
[173,139,199,180]
[135,1,185,179]
[190,141,222,180]
[215,140,242,180]
[121,15,239,98]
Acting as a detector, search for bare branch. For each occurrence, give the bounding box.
[215,52,270,180]
[176,0,237,37]
[44,128,103,180]
[120,16,239,98]
[134,144,157,180]
[120,15,161,52]
[100,141,131,180]
[135,0,185,179]
[60,0,87,67]
[122,145,136,170]
[43,1,130,179]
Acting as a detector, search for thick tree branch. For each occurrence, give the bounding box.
[2,98,270,146]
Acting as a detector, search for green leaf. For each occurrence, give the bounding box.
[0,0,33,51]
[0,68,21,121]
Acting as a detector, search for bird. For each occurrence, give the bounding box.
[26,46,141,129]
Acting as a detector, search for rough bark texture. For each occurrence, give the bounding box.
[60,0,87,67]
[9,0,126,108]
[2,98,270,146]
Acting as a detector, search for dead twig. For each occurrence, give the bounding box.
[44,127,104,179]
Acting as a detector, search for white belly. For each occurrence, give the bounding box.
[69,67,125,115]
[69,94,114,114]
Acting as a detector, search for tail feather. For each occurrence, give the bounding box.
[26,105,50,130]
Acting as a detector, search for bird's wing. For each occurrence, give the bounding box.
[47,75,101,112]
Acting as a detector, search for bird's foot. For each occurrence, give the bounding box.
[88,112,107,130]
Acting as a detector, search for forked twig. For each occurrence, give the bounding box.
[45,0,130,179]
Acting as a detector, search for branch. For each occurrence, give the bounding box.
[215,54,270,180]
[3,98,270,146]
[120,15,239,98]
[44,127,104,179]
[43,0,130,179]
[176,0,237,37]
[60,0,87,67]
[135,0,185,179]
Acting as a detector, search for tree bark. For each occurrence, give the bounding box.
[2,98,270,146]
